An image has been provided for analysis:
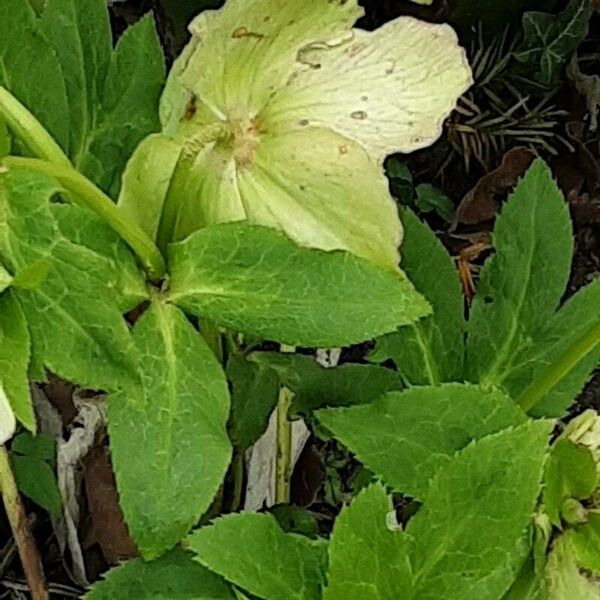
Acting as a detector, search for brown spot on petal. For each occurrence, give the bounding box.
[351,111,368,120]
[338,143,348,155]
[346,42,366,57]
[232,26,264,39]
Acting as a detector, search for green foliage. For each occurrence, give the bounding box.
[373,160,600,417]
[0,169,144,403]
[414,184,455,224]
[10,431,61,516]
[514,0,592,89]
[317,383,528,499]
[226,353,280,452]
[182,422,550,600]
[108,302,231,559]
[370,208,465,385]
[323,484,412,600]
[385,160,454,223]
[249,352,400,416]
[566,512,600,572]
[504,277,600,417]
[187,513,327,600]
[83,548,235,600]
[0,1,598,597]
[405,421,551,600]
[1,0,164,196]
[168,223,430,348]
[0,0,70,150]
[466,159,573,387]
[51,204,148,312]
[543,439,597,527]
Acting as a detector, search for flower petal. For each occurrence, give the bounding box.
[173,0,363,117]
[170,127,401,270]
[118,134,182,240]
[264,17,472,163]
[0,385,16,445]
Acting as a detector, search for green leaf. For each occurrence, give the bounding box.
[0,169,143,401]
[11,259,52,290]
[514,0,592,88]
[84,548,235,600]
[270,505,321,539]
[168,223,430,348]
[542,439,597,527]
[51,204,147,312]
[249,352,401,416]
[40,4,165,197]
[504,277,600,417]
[11,430,55,462]
[407,421,553,600]
[415,184,454,223]
[566,512,600,572]
[0,118,10,157]
[187,512,327,600]
[226,353,280,452]
[0,292,32,430]
[0,0,70,151]
[0,264,11,292]
[11,453,62,516]
[39,0,112,162]
[11,431,61,516]
[370,208,465,385]
[545,536,600,599]
[466,159,572,387]
[317,383,528,499]
[18,242,142,399]
[108,302,231,559]
[323,483,412,599]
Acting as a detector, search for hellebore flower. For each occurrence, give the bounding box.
[119,0,472,270]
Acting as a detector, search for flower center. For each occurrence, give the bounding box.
[227,107,262,168]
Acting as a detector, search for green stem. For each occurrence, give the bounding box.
[517,320,600,413]
[275,344,296,505]
[229,451,244,513]
[0,446,49,600]
[201,319,224,363]
[0,87,70,168]
[156,148,195,254]
[2,156,166,281]
[276,387,294,504]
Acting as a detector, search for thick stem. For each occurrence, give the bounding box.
[0,87,70,168]
[275,344,296,505]
[517,320,600,413]
[2,157,166,281]
[0,446,49,600]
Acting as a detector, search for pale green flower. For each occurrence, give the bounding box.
[119,0,472,270]
[0,385,15,445]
